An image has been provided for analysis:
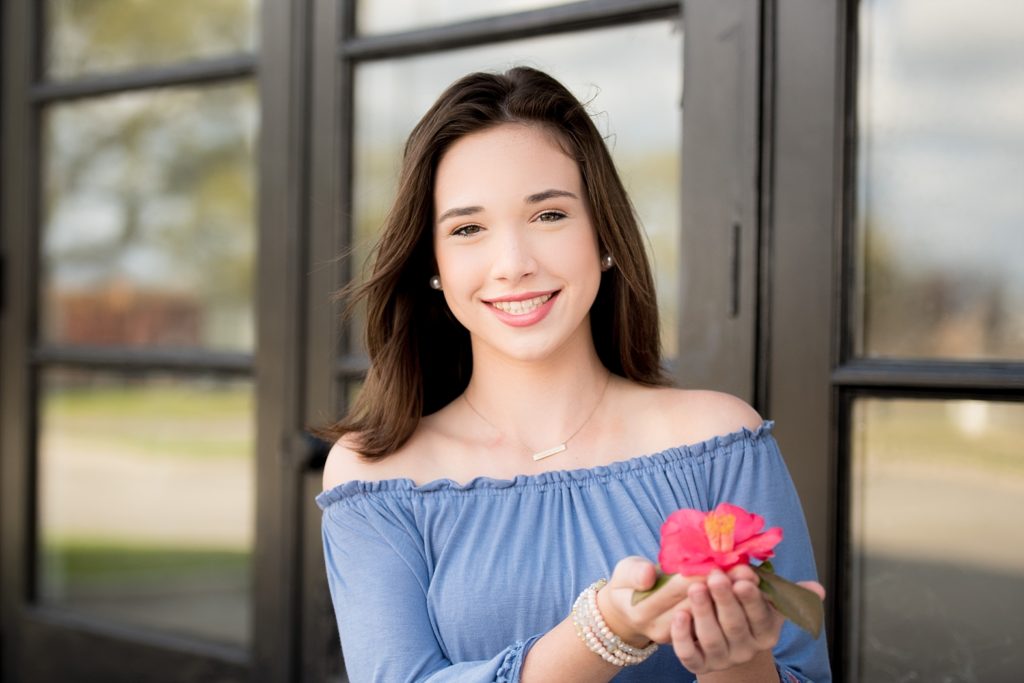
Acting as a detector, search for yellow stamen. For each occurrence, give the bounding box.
[704,511,736,552]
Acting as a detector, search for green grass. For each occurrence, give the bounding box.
[42,384,253,459]
[41,537,249,585]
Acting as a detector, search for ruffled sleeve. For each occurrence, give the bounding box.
[319,489,543,682]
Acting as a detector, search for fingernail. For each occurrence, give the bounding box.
[692,588,708,605]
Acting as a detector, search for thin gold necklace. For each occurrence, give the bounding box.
[462,372,612,461]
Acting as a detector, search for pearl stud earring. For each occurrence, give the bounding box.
[600,254,614,271]
[429,275,442,290]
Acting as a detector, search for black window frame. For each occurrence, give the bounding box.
[0,1,303,681]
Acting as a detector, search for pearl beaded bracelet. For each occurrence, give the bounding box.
[571,579,659,667]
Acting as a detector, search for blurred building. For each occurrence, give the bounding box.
[51,284,202,347]
[1,1,1021,682]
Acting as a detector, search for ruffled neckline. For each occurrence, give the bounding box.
[316,421,774,509]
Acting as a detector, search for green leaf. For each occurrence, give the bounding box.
[631,570,676,605]
[753,565,823,638]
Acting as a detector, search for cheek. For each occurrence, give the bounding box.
[436,248,486,287]
[558,237,601,284]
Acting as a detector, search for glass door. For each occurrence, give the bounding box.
[768,1,1024,680]
[842,2,1024,679]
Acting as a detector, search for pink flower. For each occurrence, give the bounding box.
[658,502,783,575]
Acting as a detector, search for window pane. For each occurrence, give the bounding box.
[351,20,682,359]
[855,0,1024,360]
[850,397,1024,681]
[357,0,574,35]
[37,370,254,647]
[45,0,258,80]
[41,82,258,352]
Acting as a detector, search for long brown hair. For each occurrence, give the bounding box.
[322,66,669,459]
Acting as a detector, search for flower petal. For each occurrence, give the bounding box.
[715,503,766,542]
[735,526,783,559]
[662,508,707,535]
[710,550,747,571]
[663,524,712,552]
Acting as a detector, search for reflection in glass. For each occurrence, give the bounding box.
[856,1,1024,359]
[41,82,258,352]
[850,398,1024,681]
[45,0,258,80]
[357,0,570,36]
[351,21,682,358]
[37,370,254,647]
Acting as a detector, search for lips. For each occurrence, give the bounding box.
[483,290,560,327]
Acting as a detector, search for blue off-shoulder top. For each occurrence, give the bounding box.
[315,422,831,682]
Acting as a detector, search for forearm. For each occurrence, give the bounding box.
[519,614,622,683]
[696,650,779,683]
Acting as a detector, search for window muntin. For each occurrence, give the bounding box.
[356,0,574,36]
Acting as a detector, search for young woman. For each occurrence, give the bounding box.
[316,67,830,683]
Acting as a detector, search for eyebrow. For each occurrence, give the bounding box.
[436,189,579,224]
[436,205,484,224]
[526,188,578,204]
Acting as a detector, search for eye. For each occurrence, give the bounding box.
[536,210,567,223]
[451,223,483,237]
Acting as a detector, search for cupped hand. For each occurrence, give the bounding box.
[596,556,701,647]
[669,565,826,674]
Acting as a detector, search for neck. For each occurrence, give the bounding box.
[462,332,611,454]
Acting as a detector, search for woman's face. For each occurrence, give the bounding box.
[432,123,602,365]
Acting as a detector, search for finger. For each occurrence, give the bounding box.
[727,563,759,584]
[646,597,692,644]
[602,558,686,647]
[608,557,686,617]
[609,556,658,591]
[688,582,729,667]
[707,571,755,662]
[732,578,781,649]
[670,609,706,673]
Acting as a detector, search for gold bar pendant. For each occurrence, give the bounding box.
[532,443,567,461]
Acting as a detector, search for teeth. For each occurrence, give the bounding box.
[491,293,553,315]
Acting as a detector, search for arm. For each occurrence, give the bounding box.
[322,498,539,682]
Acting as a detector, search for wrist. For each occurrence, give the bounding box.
[594,582,653,649]
[694,650,778,682]
[572,579,658,667]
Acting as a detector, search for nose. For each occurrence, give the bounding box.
[489,227,538,283]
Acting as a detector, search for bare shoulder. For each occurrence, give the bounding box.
[321,426,442,492]
[321,435,374,492]
[630,386,764,448]
[322,433,415,491]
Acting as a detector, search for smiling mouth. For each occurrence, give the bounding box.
[488,292,556,315]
